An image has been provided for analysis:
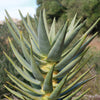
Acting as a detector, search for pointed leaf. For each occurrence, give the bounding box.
[43,65,54,93]
[20,32,30,63]
[74,88,90,100]
[4,52,41,85]
[67,55,93,81]
[68,13,77,31]
[30,48,44,81]
[6,70,44,95]
[4,85,26,100]
[5,17,20,45]
[43,9,49,37]
[38,11,51,55]
[63,86,83,100]
[79,32,98,53]
[19,10,38,43]
[54,53,82,78]
[61,65,95,94]
[49,74,67,99]
[52,25,63,46]
[8,38,31,72]
[7,82,40,100]
[47,21,68,61]
[64,20,86,49]
[49,18,56,44]
[55,34,87,70]
[27,13,37,37]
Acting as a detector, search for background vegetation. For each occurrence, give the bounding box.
[36,0,100,34]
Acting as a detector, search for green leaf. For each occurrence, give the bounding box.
[30,48,44,81]
[4,85,26,100]
[61,65,95,94]
[49,74,67,99]
[64,20,86,49]
[52,25,63,46]
[5,10,20,36]
[74,88,90,100]
[55,34,87,70]
[34,15,38,30]
[19,10,38,42]
[79,32,98,53]
[68,13,77,31]
[47,21,68,61]
[74,17,82,28]
[5,10,30,48]
[20,32,30,63]
[29,35,43,58]
[3,95,13,100]
[27,13,37,37]
[5,17,20,45]
[6,82,40,100]
[8,38,31,72]
[43,65,54,93]
[54,53,82,78]
[38,11,51,55]
[84,18,100,35]
[5,70,44,95]
[67,55,93,81]
[43,9,49,38]
[4,52,41,85]
[49,18,56,44]
[63,86,83,100]
[19,10,38,51]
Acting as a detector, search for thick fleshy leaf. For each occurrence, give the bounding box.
[8,38,31,72]
[33,55,47,66]
[5,10,30,48]
[20,32,30,63]
[67,55,93,81]
[27,13,37,36]
[54,52,83,78]
[43,65,54,93]
[5,70,44,95]
[38,11,51,55]
[74,88,90,100]
[49,18,56,44]
[84,18,100,35]
[6,82,40,100]
[62,76,95,97]
[55,34,87,70]
[75,18,100,45]
[79,32,98,53]
[74,17,82,28]
[68,13,77,32]
[61,65,95,94]
[4,52,41,85]
[19,10,38,42]
[30,48,44,81]
[63,86,83,100]
[52,25,63,46]
[64,20,86,49]
[4,95,13,100]
[43,9,49,38]
[49,74,67,99]
[29,35,43,57]
[4,85,26,100]
[19,10,38,51]
[34,15,38,30]
[5,17,20,45]
[47,21,68,61]
[5,10,20,36]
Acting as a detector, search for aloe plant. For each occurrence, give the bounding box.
[4,9,100,100]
